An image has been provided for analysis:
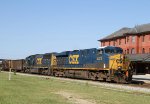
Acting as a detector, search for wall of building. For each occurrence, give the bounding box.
[138,34,150,54]
[101,34,150,54]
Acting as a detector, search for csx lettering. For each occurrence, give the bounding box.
[37,58,42,65]
[69,55,79,64]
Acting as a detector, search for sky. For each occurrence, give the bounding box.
[0,0,150,59]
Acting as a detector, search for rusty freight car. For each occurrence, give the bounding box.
[2,59,25,72]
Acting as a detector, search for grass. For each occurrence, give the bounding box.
[0,72,150,104]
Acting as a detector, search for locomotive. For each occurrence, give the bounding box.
[23,46,132,83]
[24,53,55,75]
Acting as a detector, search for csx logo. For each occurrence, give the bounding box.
[37,58,42,65]
[69,55,79,64]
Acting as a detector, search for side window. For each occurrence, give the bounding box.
[142,48,145,53]
[113,41,115,46]
[127,36,129,43]
[103,42,105,46]
[132,36,135,43]
[142,35,145,42]
[119,39,121,45]
[127,49,129,54]
[105,49,111,54]
[98,49,103,54]
[131,48,135,54]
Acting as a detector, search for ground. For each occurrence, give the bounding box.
[0,72,150,104]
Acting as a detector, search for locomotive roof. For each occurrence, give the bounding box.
[98,46,121,49]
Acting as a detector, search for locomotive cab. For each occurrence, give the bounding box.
[97,46,132,83]
[97,46,123,69]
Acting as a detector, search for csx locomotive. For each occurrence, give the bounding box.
[23,46,132,83]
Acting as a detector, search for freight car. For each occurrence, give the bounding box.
[2,60,10,71]
[2,59,24,72]
[52,46,133,83]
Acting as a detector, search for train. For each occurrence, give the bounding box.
[1,46,133,83]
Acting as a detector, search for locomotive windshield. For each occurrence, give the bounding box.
[115,48,123,53]
[105,48,123,54]
[98,46,123,54]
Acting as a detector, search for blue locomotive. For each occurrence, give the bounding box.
[24,53,54,75]
[52,46,132,83]
[24,46,132,83]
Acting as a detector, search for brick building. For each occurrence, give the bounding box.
[99,24,150,54]
[98,23,150,74]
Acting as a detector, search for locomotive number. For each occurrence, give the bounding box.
[97,57,102,60]
[69,55,79,64]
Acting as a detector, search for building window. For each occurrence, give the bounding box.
[113,41,115,46]
[142,48,145,53]
[132,36,135,43]
[127,49,129,54]
[119,39,121,45]
[142,35,145,42]
[103,42,105,46]
[125,50,126,54]
[125,38,126,44]
[127,36,129,43]
[109,41,110,46]
[131,48,135,54]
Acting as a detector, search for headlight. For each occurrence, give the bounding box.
[118,66,122,70]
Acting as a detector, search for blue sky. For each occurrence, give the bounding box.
[0,0,150,59]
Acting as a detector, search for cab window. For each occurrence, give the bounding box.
[116,49,123,53]
[105,49,111,53]
[98,49,103,54]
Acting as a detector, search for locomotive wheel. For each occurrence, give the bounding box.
[24,68,30,73]
[114,75,121,83]
[114,74,127,83]
[88,72,97,80]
